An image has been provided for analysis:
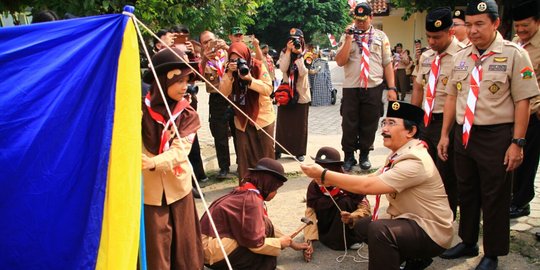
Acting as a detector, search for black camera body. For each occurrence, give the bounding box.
[290,37,302,50]
[346,28,363,35]
[236,58,250,76]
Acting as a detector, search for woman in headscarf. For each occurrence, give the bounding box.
[219,42,275,181]
[141,48,204,269]
[275,28,311,161]
[303,147,370,262]
[200,158,309,270]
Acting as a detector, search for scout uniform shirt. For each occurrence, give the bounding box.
[416,37,463,114]
[278,52,311,104]
[513,27,540,113]
[377,139,454,249]
[337,26,393,88]
[202,49,228,94]
[447,32,539,125]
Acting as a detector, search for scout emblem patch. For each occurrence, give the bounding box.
[434,20,442,28]
[442,77,448,86]
[457,82,462,91]
[521,66,534,79]
[454,10,461,16]
[488,83,499,94]
[167,69,182,79]
[477,2,487,12]
[392,102,400,110]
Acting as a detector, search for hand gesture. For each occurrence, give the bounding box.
[504,144,523,171]
[437,136,450,161]
[142,154,155,170]
[300,163,324,183]
[279,235,292,249]
[340,211,353,225]
[303,241,314,262]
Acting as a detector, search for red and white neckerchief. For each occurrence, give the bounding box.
[206,49,227,80]
[288,61,298,89]
[423,52,447,126]
[319,185,343,197]
[145,92,191,175]
[372,153,397,221]
[360,34,371,88]
[462,51,495,148]
[238,182,268,216]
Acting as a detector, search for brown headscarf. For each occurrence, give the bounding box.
[228,42,264,128]
[142,68,200,155]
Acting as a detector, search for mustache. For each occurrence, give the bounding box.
[381,133,391,138]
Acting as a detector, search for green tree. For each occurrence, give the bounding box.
[249,0,351,50]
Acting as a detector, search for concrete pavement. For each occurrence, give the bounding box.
[194,61,540,269]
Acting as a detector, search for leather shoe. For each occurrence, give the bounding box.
[401,258,433,270]
[359,153,371,170]
[439,242,478,259]
[275,151,282,160]
[509,204,530,219]
[475,256,498,270]
[217,168,229,179]
[536,232,540,241]
[343,155,357,172]
[192,187,202,199]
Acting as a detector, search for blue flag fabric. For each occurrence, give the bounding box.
[0,14,128,269]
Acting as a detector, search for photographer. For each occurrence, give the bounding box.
[335,2,397,172]
[219,42,275,181]
[275,28,311,162]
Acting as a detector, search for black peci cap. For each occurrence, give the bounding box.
[453,9,465,21]
[426,7,453,32]
[466,0,498,17]
[512,0,539,21]
[353,2,372,20]
[386,101,424,126]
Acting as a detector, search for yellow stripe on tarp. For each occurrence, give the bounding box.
[96,18,141,270]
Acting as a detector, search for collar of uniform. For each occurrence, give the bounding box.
[468,31,504,56]
[444,36,462,56]
[390,139,422,160]
[529,26,540,48]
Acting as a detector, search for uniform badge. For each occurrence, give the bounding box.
[489,83,499,94]
[454,10,461,17]
[209,75,215,81]
[392,102,400,110]
[358,7,364,13]
[494,57,507,63]
[521,66,534,79]
[434,20,442,28]
[488,65,506,72]
[442,77,448,86]
[457,82,462,91]
[167,69,182,79]
[422,78,427,86]
[477,2,487,12]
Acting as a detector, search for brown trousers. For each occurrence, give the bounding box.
[453,123,513,256]
[424,115,458,219]
[341,85,384,153]
[144,192,204,270]
[235,123,275,180]
[275,103,309,156]
[395,69,409,101]
[353,216,445,269]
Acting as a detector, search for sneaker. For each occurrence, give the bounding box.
[199,177,209,182]
[217,168,229,179]
[296,155,305,162]
[349,243,362,250]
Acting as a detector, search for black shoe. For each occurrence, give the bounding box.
[343,152,357,172]
[401,258,433,270]
[439,242,479,259]
[359,153,371,170]
[275,152,281,160]
[509,204,530,219]
[296,155,305,162]
[475,256,498,270]
[217,168,229,179]
[192,187,202,199]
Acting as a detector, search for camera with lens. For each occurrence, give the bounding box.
[290,37,302,50]
[346,28,363,35]
[236,58,250,76]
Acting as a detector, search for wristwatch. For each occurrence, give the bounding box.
[387,87,397,92]
[511,138,526,147]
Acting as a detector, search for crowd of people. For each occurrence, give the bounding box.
[138,0,539,269]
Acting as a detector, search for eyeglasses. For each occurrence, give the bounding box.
[380,120,400,128]
[453,23,465,27]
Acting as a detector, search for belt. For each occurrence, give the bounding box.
[343,84,384,91]
[431,113,444,121]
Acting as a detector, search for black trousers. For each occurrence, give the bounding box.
[454,123,513,256]
[341,85,384,153]
[188,135,207,180]
[208,93,236,170]
[512,114,540,207]
[423,115,458,219]
[353,216,445,270]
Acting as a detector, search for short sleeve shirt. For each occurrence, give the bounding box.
[416,37,463,113]
[446,32,540,125]
[337,26,392,88]
[377,139,454,248]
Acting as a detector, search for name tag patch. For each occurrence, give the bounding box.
[454,61,468,71]
[488,65,507,72]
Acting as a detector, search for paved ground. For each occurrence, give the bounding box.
[193,62,540,269]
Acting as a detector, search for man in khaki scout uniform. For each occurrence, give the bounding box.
[437,1,540,269]
[301,101,453,270]
[411,7,460,220]
[509,0,540,220]
[335,2,398,172]
[200,30,236,178]
[452,9,471,46]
